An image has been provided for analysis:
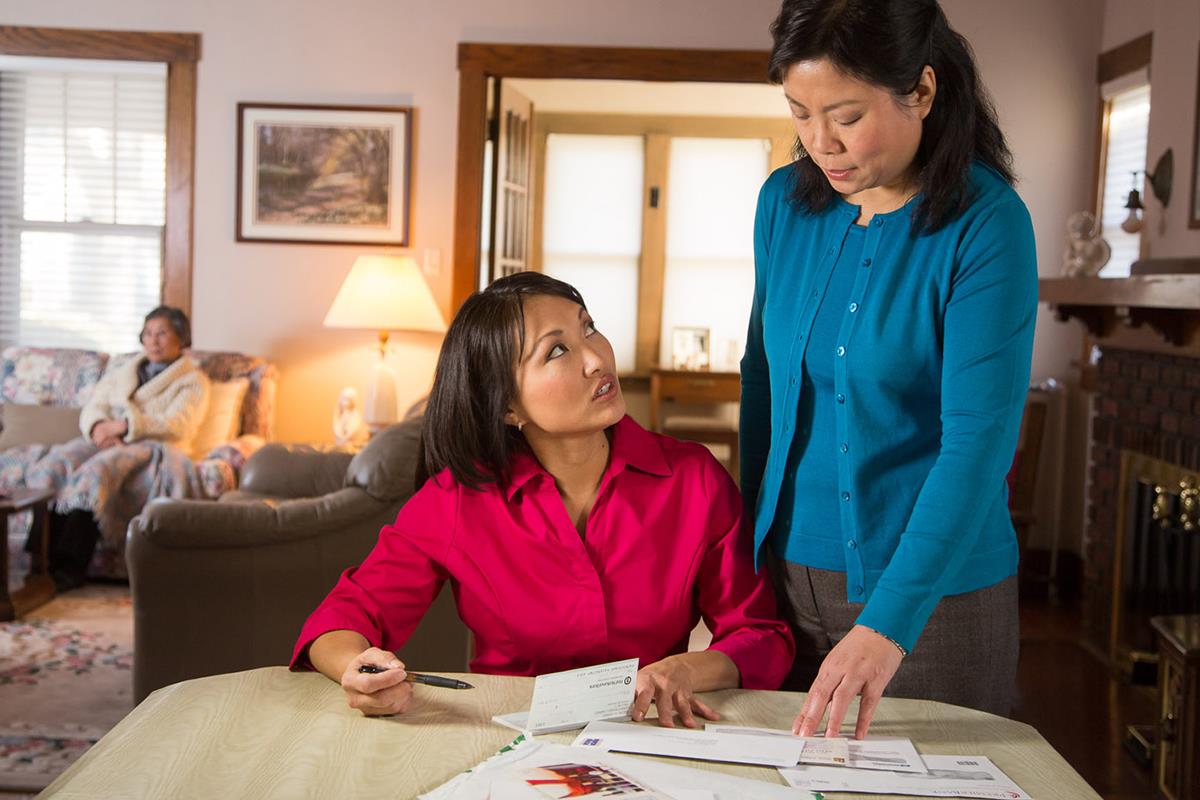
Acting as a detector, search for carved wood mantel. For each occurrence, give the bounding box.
[1040,274,1200,346]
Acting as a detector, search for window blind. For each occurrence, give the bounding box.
[0,56,166,353]
[1098,83,1150,278]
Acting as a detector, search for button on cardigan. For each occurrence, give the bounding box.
[740,162,1038,652]
[292,415,794,689]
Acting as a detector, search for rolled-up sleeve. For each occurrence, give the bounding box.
[697,457,795,689]
[290,486,453,670]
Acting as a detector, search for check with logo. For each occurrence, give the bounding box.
[492,658,639,735]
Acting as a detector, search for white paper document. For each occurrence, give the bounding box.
[571,720,806,768]
[420,739,817,800]
[706,724,928,773]
[779,754,1031,799]
[491,658,639,735]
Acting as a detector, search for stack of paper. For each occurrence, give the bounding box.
[779,756,1031,799]
[704,724,1031,800]
[419,739,819,800]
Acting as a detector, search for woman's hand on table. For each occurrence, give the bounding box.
[633,654,723,729]
[340,647,413,716]
[793,624,903,739]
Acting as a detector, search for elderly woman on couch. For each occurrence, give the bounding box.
[29,305,210,590]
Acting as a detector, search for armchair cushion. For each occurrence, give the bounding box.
[0,403,81,450]
[240,445,354,499]
[346,416,423,502]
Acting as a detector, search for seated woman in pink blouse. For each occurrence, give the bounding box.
[291,272,794,727]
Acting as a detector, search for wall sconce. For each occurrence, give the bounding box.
[1121,148,1174,234]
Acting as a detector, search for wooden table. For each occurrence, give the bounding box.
[41,667,1100,799]
[0,486,56,621]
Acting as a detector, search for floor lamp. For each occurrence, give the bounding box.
[323,255,446,431]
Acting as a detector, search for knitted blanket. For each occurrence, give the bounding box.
[0,438,202,547]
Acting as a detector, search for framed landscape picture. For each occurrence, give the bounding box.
[236,103,412,245]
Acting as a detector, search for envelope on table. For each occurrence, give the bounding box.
[571,720,806,768]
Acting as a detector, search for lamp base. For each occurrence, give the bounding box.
[365,360,399,432]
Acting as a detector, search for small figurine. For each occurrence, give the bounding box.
[332,386,369,447]
[1062,211,1111,277]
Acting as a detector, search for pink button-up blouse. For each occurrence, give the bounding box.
[291,415,794,689]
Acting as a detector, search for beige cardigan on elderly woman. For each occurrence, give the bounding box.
[78,355,211,454]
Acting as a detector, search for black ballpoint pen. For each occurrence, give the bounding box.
[358,664,474,689]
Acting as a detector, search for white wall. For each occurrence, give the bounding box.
[1103,0,1200,260]
[0,0,1103,447]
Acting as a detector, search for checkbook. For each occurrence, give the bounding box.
[492,658,639,735]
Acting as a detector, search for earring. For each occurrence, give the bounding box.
[517,421,525,432]
[795,139,809,161]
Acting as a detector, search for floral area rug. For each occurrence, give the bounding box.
[0,584,133,794]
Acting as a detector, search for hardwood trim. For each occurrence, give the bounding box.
[1190,46,1200,229]
[530,117,547,271]
[1092,98,1111,221]
[451,42,772,314]
[635,134,670,373]
[769,135,795,172]
[536,113,792,139]
[1097,32,1152,85]
[0,26,199,63]
[162,59,197,312]
[458,43,769,84]
[452,66,489,312]
[0,26,200,318]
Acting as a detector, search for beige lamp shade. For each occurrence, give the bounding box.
[323,255,445,332]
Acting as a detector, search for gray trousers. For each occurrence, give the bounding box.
[767,555,1019,716]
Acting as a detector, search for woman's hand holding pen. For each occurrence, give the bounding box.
[633,654,725,729]
[341,647,412,716]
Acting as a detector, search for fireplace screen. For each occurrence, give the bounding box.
[1115,455,1200,658]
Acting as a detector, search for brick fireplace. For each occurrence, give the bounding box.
[1041,266,1200,669]
[1086,344,1200,663]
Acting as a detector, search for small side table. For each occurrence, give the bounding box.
[0,487,57,621]
[1151,614,1200,800]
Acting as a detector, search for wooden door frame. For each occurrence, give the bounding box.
[452,42,772,314]
[0,25,200,316]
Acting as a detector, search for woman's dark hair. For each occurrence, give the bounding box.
[422,271,587,490]
[767,0,1014,232]
[140,305,192,348]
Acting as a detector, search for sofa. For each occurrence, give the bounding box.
[0,346,278,578]
[127,414,470,702]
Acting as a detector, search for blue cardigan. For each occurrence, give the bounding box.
[740,161,1037,652]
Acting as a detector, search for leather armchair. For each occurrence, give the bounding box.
[127,416,469,702]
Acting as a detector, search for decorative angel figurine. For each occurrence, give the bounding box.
[1062,211,1111,277]
[333,387,369,447]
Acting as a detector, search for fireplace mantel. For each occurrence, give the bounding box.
[1040,275,1200,346]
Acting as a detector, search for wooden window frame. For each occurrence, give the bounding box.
[1078,33,1153,388]
[530,113,793,373]
[1092,33,1152,225]
[0,25,201,316]
[454,43,774,319]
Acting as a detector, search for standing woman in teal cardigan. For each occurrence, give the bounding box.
[742,0,1037,739]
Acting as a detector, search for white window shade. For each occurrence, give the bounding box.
[542,134,643,372]
[1099,83,1150,278]
[0,57,166,352]
[660,137,767,370]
